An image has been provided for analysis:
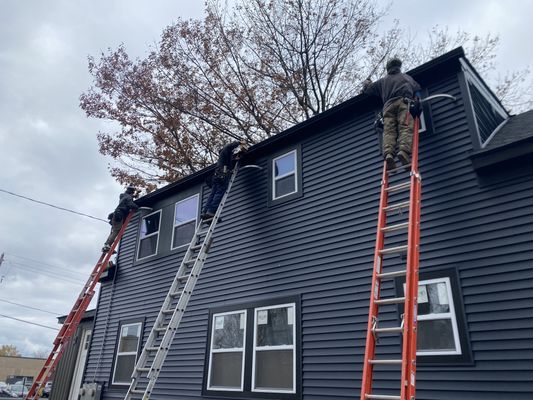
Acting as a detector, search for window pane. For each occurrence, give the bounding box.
[213,313,245,349]
[210,352,243,388]
[418,282,450,315]
[139,236,158,258]
[173,220,195,248]
[114,354,136,383]
[274,153,295,177]
[275,175,296,198]
[418,319,456,352]
[175,196,198,225]
[255,350,293,391]
[119,325,140,353]
[256,307,293,347]
[140,213,160,238]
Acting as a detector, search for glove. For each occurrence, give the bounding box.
[409,98,422,118]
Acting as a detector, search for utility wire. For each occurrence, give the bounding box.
[8,261,80,284]
[0,298,60,316]
[0,313,59,331]
[0,188,108,223]
[7,254,87,278]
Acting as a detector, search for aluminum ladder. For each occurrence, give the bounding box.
[26,212,135,400]
[360,115,422,400]
[125,164,240,400]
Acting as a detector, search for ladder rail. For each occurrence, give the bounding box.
[25,212,135,400]
[361,115,422,400]
[125,164,240,400]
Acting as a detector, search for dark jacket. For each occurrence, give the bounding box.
[217,141,240,170]
[113,192,139,221]
[364,67,421,108]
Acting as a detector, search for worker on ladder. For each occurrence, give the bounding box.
[363,58,422,170]
[102,186,140,252]
[201,139,248,220]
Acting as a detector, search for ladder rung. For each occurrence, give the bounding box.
[387,163,411,174]
[369,359,402,365]
[130,389,145,394]
[386,181,411,193]
[375,297,405,305]
[197,229,209,236]
[377,269,407,279]
[190,244,202,251]
[384,201,410,212]
[155,326,167,332]
[379,245,408,255]
[366,394,401,400]
[146,346,159,352]
[381,222,409,233]
[170,290,182,297]
[373,326,403,334]
[162,309,174,315]
[184,259,196,265]
[177,274,189,281]
[136,367,150,372]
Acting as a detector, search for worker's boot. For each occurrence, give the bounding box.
[385,154,396,170]
[397,150,411,170]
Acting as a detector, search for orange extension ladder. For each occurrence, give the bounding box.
[360,115,422,400]
[25,212,135,400]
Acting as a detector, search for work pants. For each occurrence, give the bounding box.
[104,218,123,247]
[203,176,229,214]
[382,98,414,156]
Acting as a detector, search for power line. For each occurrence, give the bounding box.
[0,313,59,331]
[0,188,108,223]
[6,254,87,278]
[8,261,81,284]
[0,298,60,316]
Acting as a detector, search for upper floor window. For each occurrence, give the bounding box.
[112,321,142,385]
[172,194,199,249]
[272,149,299,201]
[137,210,161,260]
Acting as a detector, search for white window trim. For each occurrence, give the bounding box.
[137,209,162,261]
[207,310,247,392]
[170,194,199,250]
[112,322,142,385]
[405,277,462,356]
[252,303,296,394]
[272,150,298,200]
[418,110,427,133]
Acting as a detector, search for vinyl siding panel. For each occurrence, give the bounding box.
[83,69,533,400]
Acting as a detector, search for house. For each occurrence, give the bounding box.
[79,47,533,399]
[49,310,95,400]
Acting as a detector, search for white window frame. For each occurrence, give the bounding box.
[252,303,296,394]
[405,277,462,356]
[137,209,162,260]
[207,310,247,392]
[272,150,298,200]
[171,194,199,250]
[112,322,142,386]
[418,110,427,133]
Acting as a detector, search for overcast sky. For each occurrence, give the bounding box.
[0,0,532,357]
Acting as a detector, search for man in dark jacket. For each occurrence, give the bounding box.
[201,139,247,220]
[102,186,140,252]
[363,57,422,170]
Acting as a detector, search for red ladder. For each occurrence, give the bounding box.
[360,117,422,400]
[26,212,134,400]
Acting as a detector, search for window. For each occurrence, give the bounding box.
[253,304,296,393]
[396,268,473,365]
[112,322,142,385]
[405,278,461,356]
[272,150,298,200]
[204,298,300,398]
[137,210,161,260]
[172,194,199,249]
[207,310,247,391]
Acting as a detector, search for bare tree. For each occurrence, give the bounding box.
[0,344,21,357]
[80,0,532,191]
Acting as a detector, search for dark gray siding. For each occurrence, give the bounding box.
[50,317,93,400]
[83,70,533,400]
